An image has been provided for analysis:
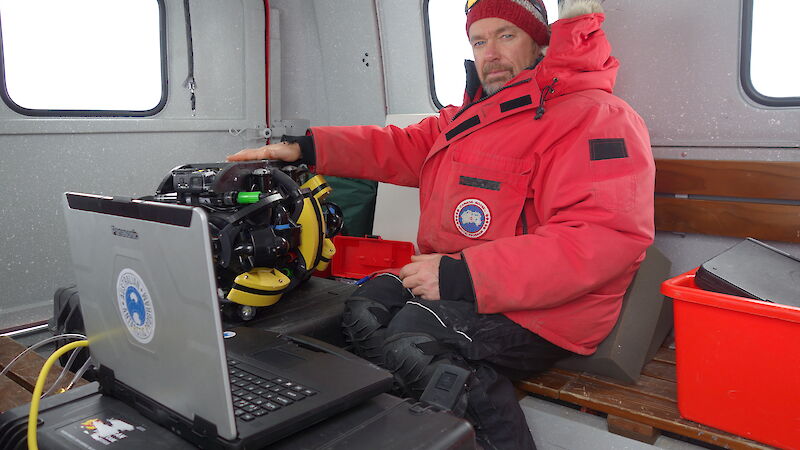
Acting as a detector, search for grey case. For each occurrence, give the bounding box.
[556,246,673,383]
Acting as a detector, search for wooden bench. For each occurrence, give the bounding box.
[517,158,800,449]
[654,159,800,243]
[0,335,89,413]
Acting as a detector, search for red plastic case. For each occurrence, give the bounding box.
[661,268,800,449]
[330,236,415,279]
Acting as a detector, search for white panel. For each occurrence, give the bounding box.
[377,0,437,115]
[312,0,386,127]
[267,0,328,125]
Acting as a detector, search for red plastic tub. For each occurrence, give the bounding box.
[661,268,800,449]
[330,236,415,280]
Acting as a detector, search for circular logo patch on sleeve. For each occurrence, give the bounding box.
[454,199,491,238]
[116,268,155,344]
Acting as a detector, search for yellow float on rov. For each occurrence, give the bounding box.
[227,267,291,307]
[226,174,337,307]
[299,174,337,273]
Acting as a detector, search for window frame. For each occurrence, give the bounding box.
[423,0,446,111]
[0,0,169,117]
[740,0,800,107]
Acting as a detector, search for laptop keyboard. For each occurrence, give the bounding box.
[227,358,317,422]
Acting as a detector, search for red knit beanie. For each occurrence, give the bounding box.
[466,0,550,46]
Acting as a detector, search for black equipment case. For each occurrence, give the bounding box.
[0,383,474,449]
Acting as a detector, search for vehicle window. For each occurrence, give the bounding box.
[0,0,166,116]
[425,0,558,109]
[742,0,800,106]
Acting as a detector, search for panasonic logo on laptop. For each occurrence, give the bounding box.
[112,226,139,240]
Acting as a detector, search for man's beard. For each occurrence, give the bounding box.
[481,63,514,96]
[482,81,505,96]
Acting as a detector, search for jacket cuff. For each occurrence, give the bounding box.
[439,255,476,303]
[282,134,316,167]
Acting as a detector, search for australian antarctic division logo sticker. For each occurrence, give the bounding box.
[116,268,155,344]
[454,199,491,238]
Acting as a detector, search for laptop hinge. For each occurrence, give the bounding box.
[111,196,134,204]
[97,365,117,396]
[191,414,219,440]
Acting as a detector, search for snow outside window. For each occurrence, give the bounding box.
[0,0,165,115]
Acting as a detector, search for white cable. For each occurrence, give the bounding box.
[0,333,87,377]
[41,347,80,397]
[41,347,83,397]
[65,357,94,391]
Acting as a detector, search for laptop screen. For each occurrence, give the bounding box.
[63,192,238,440]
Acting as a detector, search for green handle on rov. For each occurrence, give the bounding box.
[236,192,262,204]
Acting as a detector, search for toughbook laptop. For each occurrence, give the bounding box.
[62,192,393,448]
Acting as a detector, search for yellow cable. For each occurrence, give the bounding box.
[27,340,89,450]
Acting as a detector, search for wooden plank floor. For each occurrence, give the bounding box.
[0,336,89,413]
[516,348,777,450]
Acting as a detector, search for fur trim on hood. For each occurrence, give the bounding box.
[541,0,604,55]
[559,0,604,20]
[534,4,617,98]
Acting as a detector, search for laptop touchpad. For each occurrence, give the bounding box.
[251,348,306,369]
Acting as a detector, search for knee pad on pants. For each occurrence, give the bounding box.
[341,298,391,364]
[382,332,459,398]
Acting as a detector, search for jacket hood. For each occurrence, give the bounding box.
[462,0,617,105]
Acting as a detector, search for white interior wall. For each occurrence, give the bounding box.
[268,0,387,129]
[0,0,267,329]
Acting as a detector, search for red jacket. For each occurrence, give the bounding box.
[311,13,654,355]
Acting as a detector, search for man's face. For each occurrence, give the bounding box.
[468,17,541,96]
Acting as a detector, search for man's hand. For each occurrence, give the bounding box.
[399,254,444,300]
[227,141,301,162]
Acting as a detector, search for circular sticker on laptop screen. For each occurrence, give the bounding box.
[116,268,156,344]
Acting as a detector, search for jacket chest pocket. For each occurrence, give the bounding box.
[440,156,531,243]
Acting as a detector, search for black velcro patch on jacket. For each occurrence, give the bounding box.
[500,95,533,113]
[459,176,501,191]
[446,115,481,141]
[589,138,628,160]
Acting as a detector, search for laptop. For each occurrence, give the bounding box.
[695,237,800,308]
[62,192,393,448]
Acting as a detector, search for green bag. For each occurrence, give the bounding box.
[326,176,377,238]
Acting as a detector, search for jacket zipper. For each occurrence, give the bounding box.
[451,78,533,122]
[452,55,544,122]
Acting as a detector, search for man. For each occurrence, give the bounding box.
[229,0,654,448]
